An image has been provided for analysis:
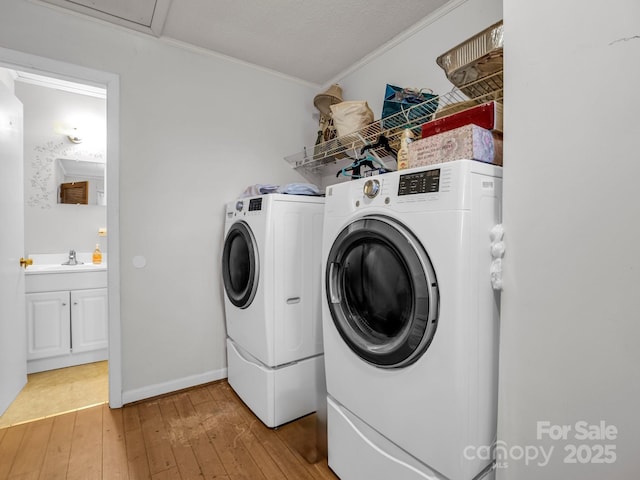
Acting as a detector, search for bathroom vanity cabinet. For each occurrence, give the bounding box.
[25,269,108,373]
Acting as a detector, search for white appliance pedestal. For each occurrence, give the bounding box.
[327,395,451,480]
[227,338,323,428]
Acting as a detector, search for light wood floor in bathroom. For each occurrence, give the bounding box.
[0,377,338,479]
[0,361,109,429]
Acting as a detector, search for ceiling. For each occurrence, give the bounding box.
[39,0,451,85]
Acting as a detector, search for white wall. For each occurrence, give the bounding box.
[16,81,107,255]
[497,0,640,478]
[0,0,315,399]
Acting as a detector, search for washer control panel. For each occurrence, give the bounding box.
[235,198,263,212]
[248,198,263,211]
[398,169,440,196]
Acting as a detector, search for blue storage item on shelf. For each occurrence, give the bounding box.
[381,84,439,129]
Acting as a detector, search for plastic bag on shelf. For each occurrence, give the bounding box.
[330,100,374,138]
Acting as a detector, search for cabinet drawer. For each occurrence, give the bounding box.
[25,271,107,293]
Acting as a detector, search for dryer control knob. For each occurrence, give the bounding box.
[235,200,244,212]
[363,179,380,199]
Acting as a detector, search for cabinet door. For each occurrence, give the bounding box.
[71,288,108,353]
[26,291,71,360]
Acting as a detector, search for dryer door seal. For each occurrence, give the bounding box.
[326,215,439,368]
[222,221,260,308]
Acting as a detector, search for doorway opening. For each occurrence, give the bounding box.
[0,46,121,422]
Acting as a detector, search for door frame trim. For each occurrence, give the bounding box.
[0,46,123,407]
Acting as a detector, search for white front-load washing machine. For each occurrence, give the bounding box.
[322,160,502,480]
[222,193,325,428]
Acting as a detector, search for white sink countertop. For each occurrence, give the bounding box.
[26,252,107,275]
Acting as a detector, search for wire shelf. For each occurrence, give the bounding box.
[285,70,503,182]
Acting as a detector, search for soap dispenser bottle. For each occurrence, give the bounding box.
[92,243,102,264]
[396,128,415,170]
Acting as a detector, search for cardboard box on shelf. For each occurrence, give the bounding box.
[492,131,503,166]
[408,124,502,168]
[422,101,503,138]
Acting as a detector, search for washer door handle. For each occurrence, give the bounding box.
[327,262,341,303]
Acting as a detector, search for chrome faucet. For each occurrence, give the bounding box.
[62,249,83,265]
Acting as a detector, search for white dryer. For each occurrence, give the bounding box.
[322,160,502,480]
[222,194,325,428]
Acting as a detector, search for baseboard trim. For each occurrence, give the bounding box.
[27,349,108,374]
[121,368,227,405]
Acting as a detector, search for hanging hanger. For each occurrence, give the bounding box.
[336,154,386,179]
[360,134,397,157]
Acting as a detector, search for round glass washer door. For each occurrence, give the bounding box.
[326,215,439,368]
[222,221,259,309]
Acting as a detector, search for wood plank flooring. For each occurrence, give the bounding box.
[0,380,338,480]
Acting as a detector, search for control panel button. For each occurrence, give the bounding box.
[363,179,381,199]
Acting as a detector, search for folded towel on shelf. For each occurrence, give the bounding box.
[240,183,321,198]
[240,184,280,197]
[278,183,321,196]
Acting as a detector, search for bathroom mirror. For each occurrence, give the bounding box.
[56,158,105,206]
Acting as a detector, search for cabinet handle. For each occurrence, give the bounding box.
[62,302,67,306]
[73,302,78,305]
